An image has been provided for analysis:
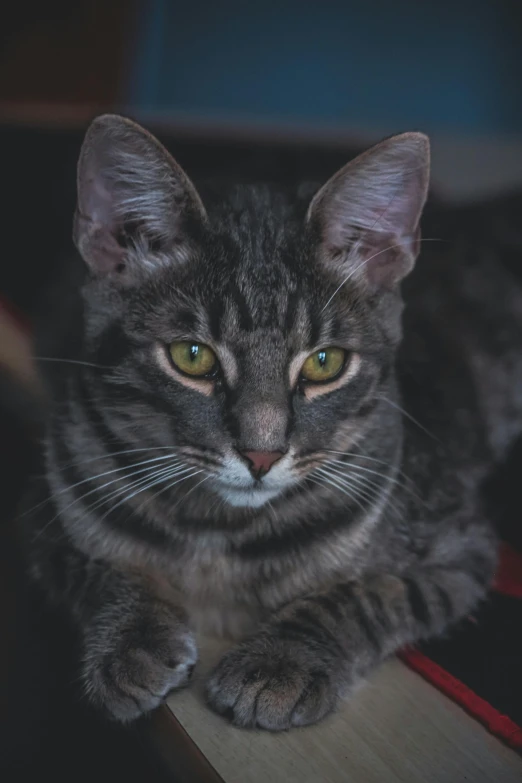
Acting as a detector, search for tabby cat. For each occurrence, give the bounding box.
[24,115,522,730]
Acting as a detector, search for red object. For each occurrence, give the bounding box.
[400,647,522,751]
[494,543,522,599]
[401,539,522,752]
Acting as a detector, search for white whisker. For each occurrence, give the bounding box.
[27,454,182,523]
[325,458,418,499]
[97,467,199,522]
[59,446,179,470]
[325,463,403,519]
[35,357,110,370]
[32,459,185,539]
[321,238,443,313]
[86,463,190,518]
[377,395,439,442]
[314,467,367,512]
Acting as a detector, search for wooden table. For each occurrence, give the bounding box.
[147,637,522,783]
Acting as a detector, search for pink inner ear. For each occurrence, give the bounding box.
[363,235,415,290]
[76,156,129,275]
[82,170,117,229]
[74,213,125,276]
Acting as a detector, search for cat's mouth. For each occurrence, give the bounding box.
[209,450,301,508]
[213,481,284,508]
[213,471,299,508]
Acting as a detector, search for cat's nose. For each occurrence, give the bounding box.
[239,450,285,479]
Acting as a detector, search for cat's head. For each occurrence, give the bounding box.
[73,115,429,509]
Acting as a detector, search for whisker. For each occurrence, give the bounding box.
[130,465,201,513]
[321,238,443,313]
[314,467,367,513]
[318,449,414,486]
[325,464,403,519]
[32,459,185,539]
[306,474,368,517]
[35,357,111,370]
[324,458,418,499]
[85,463,191,518]
[55,454,181,496]
[377,395,440,443]
[23,453,183,519]
[57,446,179,470]
[96,467,199,522]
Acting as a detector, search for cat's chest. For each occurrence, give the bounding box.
[168,529,368,638]
[171,540,321,639]
[173,543,263,638]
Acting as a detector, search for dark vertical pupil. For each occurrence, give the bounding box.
[317,350,327,367]
[189,344,199,362]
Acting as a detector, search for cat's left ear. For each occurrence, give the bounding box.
[74,114,206,282]
[307,132,430,291]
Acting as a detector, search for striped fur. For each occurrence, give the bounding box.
[23,116,522,728]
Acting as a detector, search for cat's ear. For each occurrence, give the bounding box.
[307,132,430,290]
[73,114,206,281]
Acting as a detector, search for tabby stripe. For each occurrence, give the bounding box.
[308,306,321,348]
[108,376,176,418]
[206,297,225,341]
[292,607,345,655]
[356,397,380,419]
[53,397,178,551]
[276,620,343,658]
[235,507,359,559]
[75,373,134,463]
[284,288,300,336]
[102,498,180,551]
[365,590,390,633]
[306,593,345,623]
[277,612,344,658]
[176,308,201,334]
[404,577,431,627]
[229,280,254,332]
[336,584,382,652]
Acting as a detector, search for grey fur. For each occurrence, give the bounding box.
[22,115,522,729]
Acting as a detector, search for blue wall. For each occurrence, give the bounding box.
[125,0,522,135]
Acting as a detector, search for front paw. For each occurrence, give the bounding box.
[84,600,197,722]
[206,627,342,730]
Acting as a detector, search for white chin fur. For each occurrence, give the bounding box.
[215,485,282,508]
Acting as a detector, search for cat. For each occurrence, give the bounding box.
[23,114,522,730]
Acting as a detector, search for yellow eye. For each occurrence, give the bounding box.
[169,341,217,377]
[301,347,346,383]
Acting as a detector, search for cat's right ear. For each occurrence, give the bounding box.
[73,114,206,281]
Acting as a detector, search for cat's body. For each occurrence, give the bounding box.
[24,116,522,728]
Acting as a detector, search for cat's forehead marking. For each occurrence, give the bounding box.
[215,344,238,386]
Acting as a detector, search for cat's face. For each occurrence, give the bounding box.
[74,116,429,509]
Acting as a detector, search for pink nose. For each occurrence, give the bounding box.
[240,450,285,478]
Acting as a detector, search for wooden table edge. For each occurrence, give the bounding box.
[144,703,226,783]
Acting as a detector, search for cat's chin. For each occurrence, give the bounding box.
[214,484,283,509]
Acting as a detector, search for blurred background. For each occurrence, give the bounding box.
[1,0,522,199]
[1,2,522,779]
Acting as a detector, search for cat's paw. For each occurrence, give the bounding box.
[83,601,197,722]
[206,629,342,730]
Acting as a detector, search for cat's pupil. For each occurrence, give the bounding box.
[189,345,199,362]
[317,351,327,367]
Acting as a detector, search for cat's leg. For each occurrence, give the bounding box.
[206,522,495,730]
[31,538,197,722]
